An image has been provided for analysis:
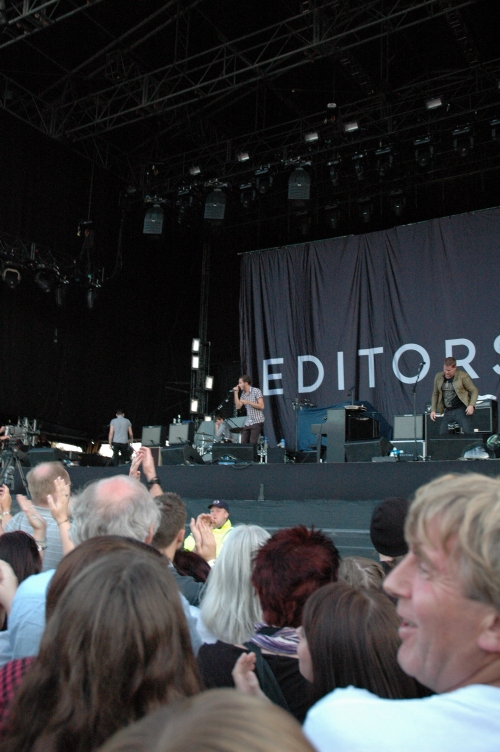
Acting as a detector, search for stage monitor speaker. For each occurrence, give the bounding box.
[168,423,195,445]
[346,414,380,441]
[426,401,498,439]
[293,451,317,464]
[345,437,393,463]
[391,439,426,460]
[141,425,168,446]
[160,445,204,465]
[27,448,64,467]
[393,415,424,440]
[266,447,286,464]
[79,453,109,467]
[212,444,257,463]
[427,438,483,461]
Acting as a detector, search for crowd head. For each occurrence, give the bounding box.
[252,526,340,628]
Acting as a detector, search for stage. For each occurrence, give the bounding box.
[11,458,492,558]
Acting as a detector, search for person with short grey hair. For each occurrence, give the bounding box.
[70,475,161,546]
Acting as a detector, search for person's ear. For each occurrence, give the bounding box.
[478,611,500,654]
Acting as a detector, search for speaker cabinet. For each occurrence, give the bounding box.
[344,437,393,462]
[27,447,64,466]
[266,447,286,464]
[427,438,481,461]
[426,401,499,439]
[160,445,204,465]
[141,425,168,446]
[168,423,195,445]
[212,444,257,463]
[393,415,424,440]
[391,439,426,459]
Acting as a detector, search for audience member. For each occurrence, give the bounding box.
[303,473,500,752]
[236,525,340,722]
[1,549,201,752]
[184,500,232,557]
[0,536,160,728]
[2,463,70,570]
[298,581,428,702]
[338,556,385,591]
[174,550,210,583]
[97,689,315,752]
[0,532,41,630]
[151,492,215,606]
[369,496,409,575]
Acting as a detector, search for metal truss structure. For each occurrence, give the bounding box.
[0,0,498,221]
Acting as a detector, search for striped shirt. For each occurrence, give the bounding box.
[4,507,64,572]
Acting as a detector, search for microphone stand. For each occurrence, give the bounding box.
[412,363,425,461]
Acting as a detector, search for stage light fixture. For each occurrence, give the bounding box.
[414,137,433,168]
[452,126,473,157]
[390,190,406,217]
[189,166,201,175]
[304,131,319,143]
[191,354,200,370]
[204,188,226,221]
[192,338,200,353]
[375,146,393,177]
[35,269,56,293]
[491,118,500,142]
[288,167,310,201]
[205,375,214,390]
[325,203,340,230]
[328,156,341,186]
[352,153,365,180]
[190,399,199,413]
[357,197,373,224]
[255,167,273,194]
[344,121,359,133]
[1,266,21,289]
[237,151,250,162]
[425,96,443,110]
[55,283,68,307]
[143,204,164,235]
[240,183,255,209]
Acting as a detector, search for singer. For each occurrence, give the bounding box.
[232,375,265,443]
[430,356,478,435]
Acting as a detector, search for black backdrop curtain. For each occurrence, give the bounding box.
[240,207,500,446]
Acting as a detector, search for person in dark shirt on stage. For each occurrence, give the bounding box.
[233,375,265,444]
[430,357,478,435]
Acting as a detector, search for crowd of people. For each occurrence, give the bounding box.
[0,447,498,751]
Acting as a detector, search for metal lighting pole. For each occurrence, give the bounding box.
[190,238,211,423]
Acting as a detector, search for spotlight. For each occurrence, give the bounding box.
[192,338,200,353]
[304,131,319,143]
[204,189,226,221]
[414,137,433,168]
[328,156,341,186]
[189,166,201,175]
[143,203,164,235]
[240,183,255,209]
[325,203,340,230]
[35,269,56,293]
[191,354,200,370]
[190,399,199,413]
[357,197,373,224]
[452,126,473,157]
[236,151,250,162]
[344,121,359,133]
[425,96,443,110]
[375,146,393,177]
[288,167,310,201]
[352,153,365,181]
[390,190,406,217]
[1,266,21,289]
[491,118,500,142]
[205,375,214,390]
[255,168,273,194]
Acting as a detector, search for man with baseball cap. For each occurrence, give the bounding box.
[184,500,233,558]
[370,496,410,575]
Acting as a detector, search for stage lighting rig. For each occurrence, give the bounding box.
[204,188,226,221]
[452,126,473,157]
[143,196,166,235]
[255,167,273,195]
[414,137,434,168]
[240,183,255,209]
[1,265,21,289]
[390,190,406,217]
[288,166,310,202]
[358,197,373,224]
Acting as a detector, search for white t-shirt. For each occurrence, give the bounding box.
[303,684,500,752]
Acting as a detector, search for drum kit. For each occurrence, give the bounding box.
[195,426,243,459]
